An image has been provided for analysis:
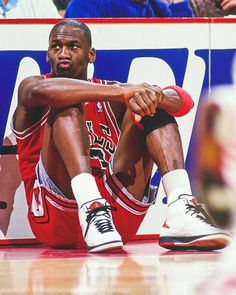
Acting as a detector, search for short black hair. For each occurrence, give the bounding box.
[49,19,92,47]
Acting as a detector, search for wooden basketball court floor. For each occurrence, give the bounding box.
[0,238,231,295]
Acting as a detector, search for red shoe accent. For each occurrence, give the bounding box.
[88,201,103,211]
[190,198,198,206]
[162,221,170,229]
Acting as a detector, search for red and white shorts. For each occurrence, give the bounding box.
[28,159,157,249]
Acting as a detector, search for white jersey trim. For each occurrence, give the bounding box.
[11,109,50,139]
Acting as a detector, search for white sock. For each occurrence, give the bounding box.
[71,173,102,207]
[162,169,192,204]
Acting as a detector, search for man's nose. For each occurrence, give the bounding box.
[59,46,70,58]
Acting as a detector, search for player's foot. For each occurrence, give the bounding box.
[79,198,123,253]
[197,94,236,228]
[159,194,232,250]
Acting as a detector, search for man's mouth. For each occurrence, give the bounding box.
[57,61,72,70]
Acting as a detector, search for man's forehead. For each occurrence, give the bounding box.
[50,25,85,41]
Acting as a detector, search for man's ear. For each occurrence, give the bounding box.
[88,48,96,64]
[46,51,49,63]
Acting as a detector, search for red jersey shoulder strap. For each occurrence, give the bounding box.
[88,78,106,84]
[42,73,52,79]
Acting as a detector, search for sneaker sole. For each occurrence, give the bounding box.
[88,240,123,253]
[159,234,232,251]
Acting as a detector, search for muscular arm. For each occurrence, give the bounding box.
[14,75,192,131]
[14,75,127,131]
[19,76,125,108]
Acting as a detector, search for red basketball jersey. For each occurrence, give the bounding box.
[12,111,50,207]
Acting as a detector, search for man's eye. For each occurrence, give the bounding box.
[51,44,60,50]
[72,45,79,50]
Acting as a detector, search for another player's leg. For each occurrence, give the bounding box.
[196,88,236,229]
[194,85,236,294]
[41,106,123,252]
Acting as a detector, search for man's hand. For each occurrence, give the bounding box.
[123,83,164,119]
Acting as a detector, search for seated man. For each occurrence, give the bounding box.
[11,19,230,252]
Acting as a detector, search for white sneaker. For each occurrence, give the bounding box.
[79,198,123,253]
[159,194,232,250]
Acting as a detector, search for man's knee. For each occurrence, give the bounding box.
[49,104,84,120]
[140,109,177,136]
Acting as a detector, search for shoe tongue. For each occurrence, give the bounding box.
[88,201,104,211]
[189,197,199,206]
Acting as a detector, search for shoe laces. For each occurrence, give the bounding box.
[85,204,117,234]
[185,203,215,225]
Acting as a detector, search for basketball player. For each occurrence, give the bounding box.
[11,19,231,252]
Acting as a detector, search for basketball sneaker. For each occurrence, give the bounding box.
[197,86,236,228]
[78,198,123,253]
[159,193,232,250]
